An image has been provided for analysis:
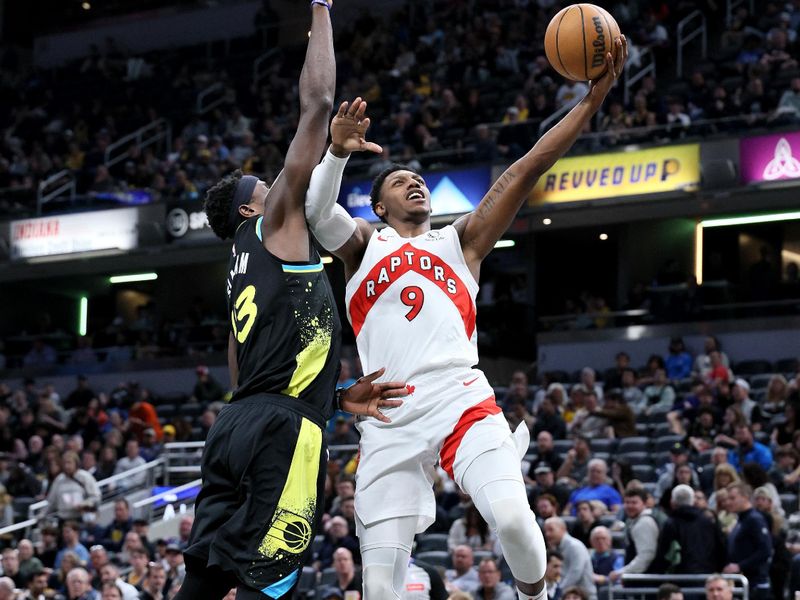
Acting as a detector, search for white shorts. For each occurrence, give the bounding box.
[354,366,527,533]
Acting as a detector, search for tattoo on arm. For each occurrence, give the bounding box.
[475,170,518,220]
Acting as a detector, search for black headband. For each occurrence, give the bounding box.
[228,175,259,231]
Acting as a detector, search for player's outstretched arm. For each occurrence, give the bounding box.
[305,97,382,276]
[457,36,628,268]
[262,0,335,257]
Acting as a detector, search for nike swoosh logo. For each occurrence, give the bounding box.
[463,377,480,386]
[377,235,389,241]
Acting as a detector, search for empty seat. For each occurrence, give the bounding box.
[591,439,617,453]
[621,452,652,467]
[749,374,775,390]
[612,532,626,550]
[179,404,204,418]
[414,551,450,569]
[733,360,773,375]
[646,409,671,425]
[593,452,611,464]
[298,567,318,593]
[653,452,671,467]
[776,358,799,374]
[598,515,619,528]
[781,493,798,515]
[553,439,574,455]
[157,404,177,417]
[632,464,656,482]
[473,550,493,565]
[415,533,448,553]
[653,435,685,453]
[650,423,673,438]
[617,437,650,453]
[319,568,337,587]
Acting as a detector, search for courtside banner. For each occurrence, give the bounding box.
[9,207,139,260]
[740,130,800,184]
[528,144,700,205]
[338,166,491,221]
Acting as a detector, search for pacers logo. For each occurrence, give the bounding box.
[763,137,800,181]
[259,508,312,558]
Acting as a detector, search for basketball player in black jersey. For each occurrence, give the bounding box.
[175,2,406,598]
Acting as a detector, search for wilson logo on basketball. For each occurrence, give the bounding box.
[591,16,606,68]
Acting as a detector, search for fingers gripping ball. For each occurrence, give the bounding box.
[544,4,621,81]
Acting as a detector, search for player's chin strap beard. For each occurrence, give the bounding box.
[228,175,259,233]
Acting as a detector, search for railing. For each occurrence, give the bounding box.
[253,48,281,89]
[163,441,204,486]
[104,119,172,169]
[28,459,166,522]
[726,0,755,26]
[676,10,707,77]
[36,169,76,215]
[538,102,573,136]
[611,574,749,600]
[623,47,656,105]
[196,82,228,116]
[161,441,360,485]
[0,518,39,541]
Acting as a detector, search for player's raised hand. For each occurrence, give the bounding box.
[340,367,406,423]
[330,97,383,158]
[588,35,628,107]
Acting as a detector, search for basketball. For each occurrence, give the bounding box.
[544,4,621,81]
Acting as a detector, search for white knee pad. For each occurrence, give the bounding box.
[486,495,547,584]
[363,548,414,600]
[363,563,401,600]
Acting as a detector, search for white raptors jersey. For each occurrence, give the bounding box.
[345,225,479,384]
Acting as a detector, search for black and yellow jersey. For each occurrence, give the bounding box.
[226,217,341,417]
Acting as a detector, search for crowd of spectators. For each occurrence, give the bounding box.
[1,0,799,217]
[317,336,800,599]
[0,333,796,598]
[0,358,233,598]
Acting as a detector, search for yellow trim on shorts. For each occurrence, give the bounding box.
[258,417,321,560]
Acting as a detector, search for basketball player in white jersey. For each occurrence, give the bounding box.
[304,39,627,600]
